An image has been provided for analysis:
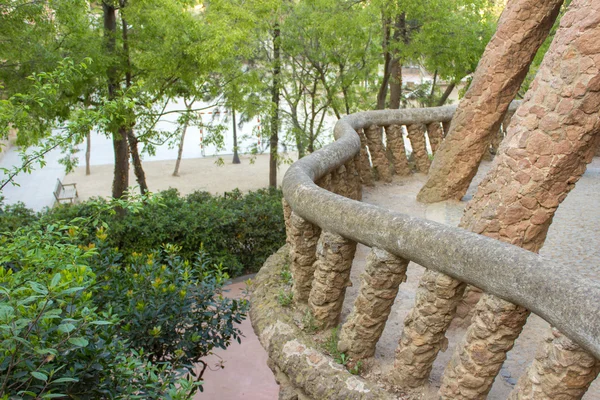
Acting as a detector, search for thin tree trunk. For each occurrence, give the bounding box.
[232,108,241,164]
[120,4,148,195]
[376,16,391,110]
[388,13,406,110]
[173,99,193,176]
[436,82,455,106]
[417,0,564,204]
[269,24,281,188]
[103,1,128,199]
[85,131,91,176]
[428,69,438,106]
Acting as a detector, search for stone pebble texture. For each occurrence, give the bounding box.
[509,328,600,400]
[338,248,409,360]
[364,125,392,183]
[426,122,444,155]
[417,0,565,203]
[439,0,600,398]
[384,125,411,176]
[406,124,431,173]
[357,129,375,186]
[308,231,357,330]
[289,212,321,304]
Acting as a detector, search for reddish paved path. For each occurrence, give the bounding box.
[195,280,279,400]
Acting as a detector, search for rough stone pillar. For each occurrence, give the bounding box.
[390,270,467,388]
[331,165,351,199]
[308,231,357,329]
[438,0,600,397]
[347,157,363,201]
[427,122,444,155]
[282,198,292,246]
[508,329,600,400]
[356,129,374,186]
[364,125,392,182]
[439,294,530,399]
[288,212,321,303]
[338,248,409,360]
[406,124,431,173]
[417,0,564,203]
[384,125,411,176]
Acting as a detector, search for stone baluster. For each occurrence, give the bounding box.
[308,166,358,329]
[356,129,374,186]
[406,123,431,173]
[390,270,466,388]
[338,248,409,359]
[384,125,411,176]
[508,328,600,400]
[442,120,451,137]
[347,157,363,201]
[426,122,444,155]
[288,212,321,304]
[364,125,392,182]
[308,231,357,330]
[282,198,292,246]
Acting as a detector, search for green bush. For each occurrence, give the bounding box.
[38,188,286,277]
[0,199,248,398]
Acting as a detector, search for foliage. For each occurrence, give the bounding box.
[0,198,249,398]
[42,188,285,277]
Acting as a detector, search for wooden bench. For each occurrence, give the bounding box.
[53,178,78,205]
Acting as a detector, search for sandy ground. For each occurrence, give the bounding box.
[63,153,295,200]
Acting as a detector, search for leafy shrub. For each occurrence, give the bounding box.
[0,197,248,398]
[41,188,285,277]
[0,201,38,233]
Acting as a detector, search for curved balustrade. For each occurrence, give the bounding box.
[274,103,600,399]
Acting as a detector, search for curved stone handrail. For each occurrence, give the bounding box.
[282,103,600,360]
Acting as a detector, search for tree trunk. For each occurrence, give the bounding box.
[417,0,564,204]
[232,108,241,164]
[85,131,91,175]
[388,13,406,110]
[437,82,455,106]
[428,69,438,106]
[269,24,281,188]
[439,1,600,397]
[120,4,148,195]
[172,120,188,176]
[376,16,392,110]
[103,2,128,199]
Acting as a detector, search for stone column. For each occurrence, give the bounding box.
[427,122,444,155]
[385,125,411,176]
[288,212,321,304]
[417,0,564,203]
[439,0,600,397]
[406,124,431,173]
[338,248,409,360]
[508,329,600,400]
[390,270,466,388]
[364,125,392,182]
[347,157,363,201]
[356,129,374,186]
[282,198,292,246]
[442,120,451,137]
[308,231,357,329]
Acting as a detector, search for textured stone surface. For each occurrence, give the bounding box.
[250,247,397,400]
[439,0,600,397]
[391,270,466,388]
[439,294,530,399]
[348,157,363,201]
[289,212,321,303]
[406,124,430,173]
[338,248,409,359]
[364,125,392,182]
[309,231,357,329]
[357,129,374,186]
[417,0,564,203]
[283,198,292,246]
[427,122,444,155]
[384,125,411,176]
[509,329,600,400]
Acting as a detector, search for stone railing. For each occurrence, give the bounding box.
[250,104,600,400]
